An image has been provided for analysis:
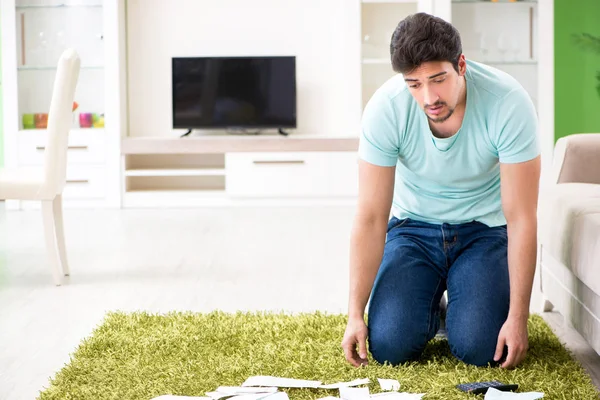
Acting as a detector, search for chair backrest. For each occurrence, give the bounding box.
[42,48,81,196]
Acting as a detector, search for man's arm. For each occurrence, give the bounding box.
[494,155,541,368]
[341,159,395,367]
[343,84,400,367]
[348,160,395,319]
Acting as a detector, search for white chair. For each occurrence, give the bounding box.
[0,49,81,286]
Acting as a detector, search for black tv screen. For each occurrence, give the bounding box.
[172,56,296,129]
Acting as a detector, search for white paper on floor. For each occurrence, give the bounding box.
[262,393,290,400]
[228,393,282,400]
[319,378,370,389]
[207,390,274,400]
[216,387,278,395]
[484,388,544,399]
[339,386,370,400]
[242,376,322,388]
[377,379,400,391]
[206,392,236,400]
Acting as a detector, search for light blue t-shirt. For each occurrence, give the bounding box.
[358,60,540,227]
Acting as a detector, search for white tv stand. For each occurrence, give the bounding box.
[121,135,359,208]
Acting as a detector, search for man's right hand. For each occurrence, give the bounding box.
[341,317,369,367]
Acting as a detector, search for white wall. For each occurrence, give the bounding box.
[126,0,361,138]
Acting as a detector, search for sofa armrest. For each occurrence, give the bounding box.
[552,133,600,184]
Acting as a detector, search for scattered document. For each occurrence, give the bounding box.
[228,393,280,400]
[319,379,370,389]
[339,386,370,400]
[206,392,236,400]
[262,393,290,400]
[484,388,544,400]
[377,379,400,391]
[216,387,278,395]
[242,376,322,388]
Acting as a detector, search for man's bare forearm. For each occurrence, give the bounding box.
[506,217,538,321]
[348,217,388,320]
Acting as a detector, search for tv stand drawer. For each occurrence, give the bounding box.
[225,152,358,198]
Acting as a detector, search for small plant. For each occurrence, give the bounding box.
[571,33,600,99]
[571,32,600,54]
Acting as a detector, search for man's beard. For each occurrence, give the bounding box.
[425,102,455,123]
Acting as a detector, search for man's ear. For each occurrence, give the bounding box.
[457,54,467,76]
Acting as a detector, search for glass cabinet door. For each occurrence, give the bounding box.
[15,0,104,130]
[450,0,538,106]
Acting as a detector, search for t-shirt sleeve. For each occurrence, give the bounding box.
[492,88,541,164]
[358,92,400,167]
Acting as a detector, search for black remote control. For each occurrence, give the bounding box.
[456,380,519,395]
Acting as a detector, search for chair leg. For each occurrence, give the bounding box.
[42,200,63,286]
[52,195,69,276]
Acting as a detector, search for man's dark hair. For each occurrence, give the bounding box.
[390,12,463,75]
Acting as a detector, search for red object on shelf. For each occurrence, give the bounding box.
[34,113,48,129]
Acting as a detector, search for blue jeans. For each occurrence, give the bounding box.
[367,217,510,367]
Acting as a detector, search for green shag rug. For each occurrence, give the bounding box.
[38,312,599,400]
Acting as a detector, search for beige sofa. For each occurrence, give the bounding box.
[540,133,600,355]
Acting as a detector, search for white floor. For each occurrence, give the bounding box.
[0,204,598,400]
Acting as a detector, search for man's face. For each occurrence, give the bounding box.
[403,57,466,124]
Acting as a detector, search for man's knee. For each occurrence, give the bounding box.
[449,329,499,367]
[368,324,428,366]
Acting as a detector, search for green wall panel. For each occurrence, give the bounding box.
[0,6,3,168]
[555,0,600,142]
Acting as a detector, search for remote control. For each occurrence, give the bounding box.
[456,380,519,395]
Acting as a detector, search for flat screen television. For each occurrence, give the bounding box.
[172,56,296,131]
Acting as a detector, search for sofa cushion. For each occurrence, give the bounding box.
[541,183,600,296]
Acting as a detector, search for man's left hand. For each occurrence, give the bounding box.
[494,316,529,368]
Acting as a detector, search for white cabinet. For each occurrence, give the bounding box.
[226,152,359,199]
[62,165,108,199]
[120,150,359,207]
[0,0,126,209]
[17,129,107,165]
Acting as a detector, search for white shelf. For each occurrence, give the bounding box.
[19,128,105,134]
[121,136,359,155]
[16,4,102,9]
[125,168,225,177]
[18,65,104,70]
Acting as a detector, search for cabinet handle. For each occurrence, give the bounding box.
[36,145,88,151]
[66,179,89,184]
[529,7,533,59]
[253,160,305,165]
[21,13,26,65]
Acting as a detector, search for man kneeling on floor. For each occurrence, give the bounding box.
[342,12,541,369]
